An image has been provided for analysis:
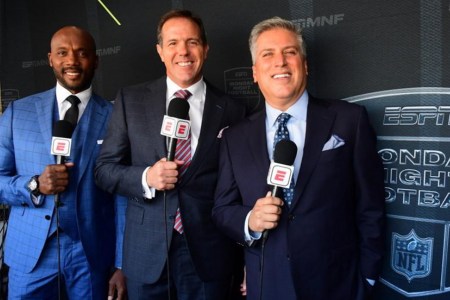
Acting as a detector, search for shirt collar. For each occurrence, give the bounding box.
[266,91,309,128]
[166,76,205,101]
[55,81,92,106]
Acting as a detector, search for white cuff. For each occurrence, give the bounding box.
[244,210,262,245]
[142,167,155,199]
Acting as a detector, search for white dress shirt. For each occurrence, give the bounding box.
[55,81,91,121]
[142,77,207,199]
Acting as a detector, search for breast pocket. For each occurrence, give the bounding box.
[320,144,350,165]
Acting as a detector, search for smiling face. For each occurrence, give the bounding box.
[156,17,209,88]
[252,28,308,111]
[48,26,98,94]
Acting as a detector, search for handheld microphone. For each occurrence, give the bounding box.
[160,98,190,299]
[263,139,297,240]
[51,120,74,207]
[160,98,190,161]
[51,120,74,164]
[268,139,297,197]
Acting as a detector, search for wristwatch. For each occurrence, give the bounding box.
[27,175,42,204]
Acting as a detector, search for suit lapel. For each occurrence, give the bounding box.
[181,85,224,183]
[145,79,167,159]
[76,95,109,182]
[247,111,271,178]
[36,89,58,163]
[291,97,336,208]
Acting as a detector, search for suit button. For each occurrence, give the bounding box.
[45,215,51,220]
[288,214,295,221]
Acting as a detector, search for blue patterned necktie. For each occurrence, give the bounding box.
[173,89,192,234]
[273,113,294,206]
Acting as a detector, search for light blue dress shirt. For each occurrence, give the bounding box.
[244,91,309,242]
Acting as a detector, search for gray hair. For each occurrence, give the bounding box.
[249,16,306,64]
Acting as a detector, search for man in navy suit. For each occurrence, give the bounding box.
[213,17,385,300]
[95,9,246,300]
[0,26,126,299]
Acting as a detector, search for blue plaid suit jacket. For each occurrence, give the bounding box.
[0,88,125,273]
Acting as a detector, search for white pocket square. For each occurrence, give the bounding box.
[322,134,345,151]
[97,140,103,145]
[217,126,229,138]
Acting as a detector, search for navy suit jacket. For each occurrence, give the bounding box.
[0,88,125,274]
[213,96,385,300]
[95,77,246,283]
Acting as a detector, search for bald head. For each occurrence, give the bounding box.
[48,26,98,94]
[50,26,96,52]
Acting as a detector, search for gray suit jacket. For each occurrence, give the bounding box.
[95,77,246,283]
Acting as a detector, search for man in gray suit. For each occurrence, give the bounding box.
[95,9,246,300]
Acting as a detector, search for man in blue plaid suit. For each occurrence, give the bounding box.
[0,26,126,299]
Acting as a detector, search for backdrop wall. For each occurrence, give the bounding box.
[1,1,449,299]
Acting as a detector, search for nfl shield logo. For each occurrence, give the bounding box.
[391,229,433,282]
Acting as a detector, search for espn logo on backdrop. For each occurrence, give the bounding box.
[160,116,191,140]
[346,87,450,298]
[267,162,294,188]
[51,137,72,156]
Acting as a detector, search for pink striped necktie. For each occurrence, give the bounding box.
[173,89,192,234]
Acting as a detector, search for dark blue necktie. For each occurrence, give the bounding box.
[273,113,294,206]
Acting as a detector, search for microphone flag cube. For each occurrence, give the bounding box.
[51,137,72,156]
[267,161,294,188]
[161,115,191,140]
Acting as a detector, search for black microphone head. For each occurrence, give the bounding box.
[168,97,190,119]
[273,140,297,165]
[53,120,74,138]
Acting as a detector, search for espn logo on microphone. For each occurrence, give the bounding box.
[160,116,191,140]
[51,137,72,156]
[267,162,294,188]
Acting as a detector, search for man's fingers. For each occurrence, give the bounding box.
[64,162,75,168]
[107,282,115,299]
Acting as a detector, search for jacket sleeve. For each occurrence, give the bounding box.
[353,106,385,280]
[0,102,46,207]
[95,88,147,198]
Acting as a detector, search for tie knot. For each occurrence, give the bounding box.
[174,89,192,100]
[66,95,81,106]
[277,113,291,126]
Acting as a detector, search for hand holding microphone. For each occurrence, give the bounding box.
[248,191,284,233]
[146,158,181,191]
[248,140,297,234]
[147,98,191,191]
[163,97,190,162]
[38,164,73,195]
[38,120,74,196]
